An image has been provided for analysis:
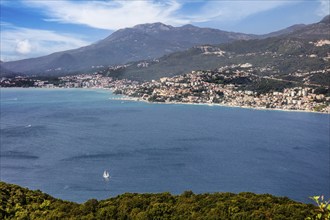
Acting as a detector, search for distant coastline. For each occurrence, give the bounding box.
[110,95,329,114]
[2,87,329,114]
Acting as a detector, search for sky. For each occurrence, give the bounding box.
[0,0,329,62]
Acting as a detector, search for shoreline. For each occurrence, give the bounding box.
[109,95,330,114]
[2,87,329,114]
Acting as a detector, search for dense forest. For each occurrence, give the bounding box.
[1,182,327,219]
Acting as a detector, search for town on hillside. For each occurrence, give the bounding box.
[1,64,329,113]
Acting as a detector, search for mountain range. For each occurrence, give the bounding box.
[1,15,329,77]
[99,15,329,84]
[1,23,255,75]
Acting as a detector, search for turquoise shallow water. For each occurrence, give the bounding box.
[0,88,329,203]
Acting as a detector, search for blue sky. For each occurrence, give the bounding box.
[1,0,329,61]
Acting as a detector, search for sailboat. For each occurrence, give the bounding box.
[103,170,110,179]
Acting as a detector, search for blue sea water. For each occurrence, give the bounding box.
[0,88,329,203]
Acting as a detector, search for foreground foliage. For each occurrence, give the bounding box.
[306,196,330,220]
[0,182,320,219]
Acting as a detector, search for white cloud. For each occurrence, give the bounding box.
[0,25,90,61]
[22,0,293,30]
[16,39,32,54]
[317,0,330,16]
[24,0,186,30]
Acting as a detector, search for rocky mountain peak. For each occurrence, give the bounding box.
[133,22,174,32]
[181,24,198,29]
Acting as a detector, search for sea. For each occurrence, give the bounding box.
[0,88,329,203]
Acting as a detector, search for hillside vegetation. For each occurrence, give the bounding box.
[102,37,329,83]
[0,182,320,220]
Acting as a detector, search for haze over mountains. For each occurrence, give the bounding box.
[1,15,329,77]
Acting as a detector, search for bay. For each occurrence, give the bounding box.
[0,88,329,203]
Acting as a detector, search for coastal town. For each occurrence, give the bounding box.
[1,64,329,113]
[111,67,330,113]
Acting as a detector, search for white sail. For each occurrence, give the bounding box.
[103,170,110,179]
